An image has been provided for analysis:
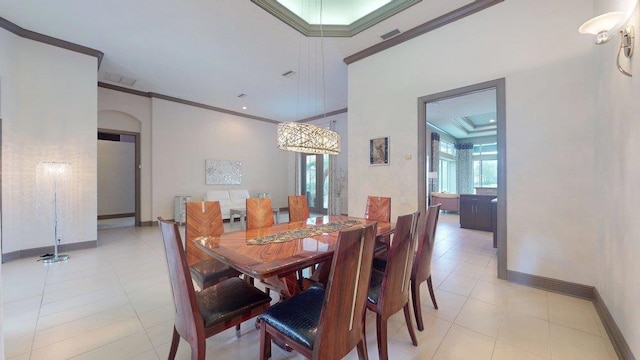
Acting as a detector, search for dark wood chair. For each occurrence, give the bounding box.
[288,195,310,222]
[366,211,420,360]
[185,201,240,290]
[373,205,441,331]
[257,223,377,360]
[365,196,391,254]
[247,197,274,230]
[157,218,271,360]
[411,204,441,330]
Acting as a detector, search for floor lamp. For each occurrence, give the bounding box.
[37,162,71,263]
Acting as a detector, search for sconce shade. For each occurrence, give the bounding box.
[579,11,627,43]
[277,122,341,155]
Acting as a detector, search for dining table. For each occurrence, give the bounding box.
[193,215,394,298]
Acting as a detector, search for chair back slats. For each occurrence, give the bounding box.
[185,201,224,266]
[246,197,274,230]
[364,196,391,222]
[287,195,310,222]
[158,218,203,344]
[413,204,441,282]
[379,211,420,315]
[314,223,377,359]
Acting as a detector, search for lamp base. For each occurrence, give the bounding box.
[42,254,70,264]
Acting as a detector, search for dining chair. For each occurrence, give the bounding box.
[246,197,275,230]
[157,218,272,360]
[185,201,241,290]
[288,195,310,222]
[365,196,391,254]
[366,211,420,360]
[411,204,441,330]
[257,223,378,360]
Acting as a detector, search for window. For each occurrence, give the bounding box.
[473,143,497,187]
[438,140,456,192]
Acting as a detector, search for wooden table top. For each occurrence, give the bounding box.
[194,215,394,280]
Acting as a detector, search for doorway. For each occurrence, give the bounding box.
[301,153,329,214]
[97,129,141,227]
[417,78,506,279]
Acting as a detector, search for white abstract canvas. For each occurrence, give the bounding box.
[205,159,242,185]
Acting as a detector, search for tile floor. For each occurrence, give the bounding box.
[2,213,618,359]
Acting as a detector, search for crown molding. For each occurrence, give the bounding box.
[0,16,104,68]
[344,0,503,64]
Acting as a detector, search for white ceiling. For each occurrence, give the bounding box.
[0,0,484,122]
[426,88,497,139]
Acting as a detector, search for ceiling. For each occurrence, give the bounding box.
[0,0,494,123]
[426,88,497,140]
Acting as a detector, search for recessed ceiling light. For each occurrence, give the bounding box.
[242,106,247,110]
[489,119,496,123]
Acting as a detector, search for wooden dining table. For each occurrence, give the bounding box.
[194,215,394,298]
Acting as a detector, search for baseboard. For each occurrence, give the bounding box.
[2,240,98,263]
[593,288,636,360]
[506,270,594,299]
[507,270,635,360]
[98,213,135,220]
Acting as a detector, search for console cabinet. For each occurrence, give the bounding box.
[459,194,496,231]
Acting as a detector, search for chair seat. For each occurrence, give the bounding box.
[198,277,271,328]
[373,239,389,255]
[257,284,325,349]
[190,258,240,285]
[367,268,385,305]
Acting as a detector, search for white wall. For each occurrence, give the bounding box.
[97,139,135,216]
[349,0,597,284]
[594,0,640,356]
[150,98,289,220]
[0,29,98,253]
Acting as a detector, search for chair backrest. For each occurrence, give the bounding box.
[288,195,310,222]
[246,197,274,230]
[314,223,377,359]
[378,211,420,315]
[185,201,225,266]
[157,218,203,343]
[364,196,391,222]
[413,204,441,282]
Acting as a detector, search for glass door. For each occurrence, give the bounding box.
[301,153,329,214]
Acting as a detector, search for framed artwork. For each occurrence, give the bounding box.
[369,137,389,166]
[205,159,242,185]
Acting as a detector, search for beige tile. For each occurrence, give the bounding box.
[422,289,467,322]
[69,331,154,360]
[550,323,615,360]
[504,284,549,321]
[470,279,511,307]
[547,292,601,336]
[4,332,34,359]
[455,298,504,338]
[438,273,479,297]
[492,341,548,360]
[497,312,551,359]
[432,324,495,360]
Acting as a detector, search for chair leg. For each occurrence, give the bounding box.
[192,340,206,360]
[376,315,389,360]
[259,321,272,360]
[168,326,180,360]
[403,304,418,346]
[427,275,438,309]
[411,280,424,332]
[356,337,369,360]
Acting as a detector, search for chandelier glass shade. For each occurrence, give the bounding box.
[277,122,341,155]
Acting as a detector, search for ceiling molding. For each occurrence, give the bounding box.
[251,0,422,37]
[344,0,504,64]
[0,16,104,68]
[98,82,345,125]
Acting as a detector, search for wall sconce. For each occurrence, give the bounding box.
[579,11,635,77]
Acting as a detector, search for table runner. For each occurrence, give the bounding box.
[247,220,362,245]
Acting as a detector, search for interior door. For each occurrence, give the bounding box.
[301,153,329,214]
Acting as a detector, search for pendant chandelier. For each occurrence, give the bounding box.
[276,0,341,155]
[277,122,340,155]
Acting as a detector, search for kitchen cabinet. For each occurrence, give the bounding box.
[459,194,495,231]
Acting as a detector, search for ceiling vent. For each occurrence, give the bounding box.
[282,70,296,77]
[238,93,247,98]
[381,29,401,40]
[103,72,136,87]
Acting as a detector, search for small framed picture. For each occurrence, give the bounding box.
[369,137,389,166]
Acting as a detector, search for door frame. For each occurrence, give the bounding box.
[97,128,141,226]
[417,78,507,279]
[300,153,328,214]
